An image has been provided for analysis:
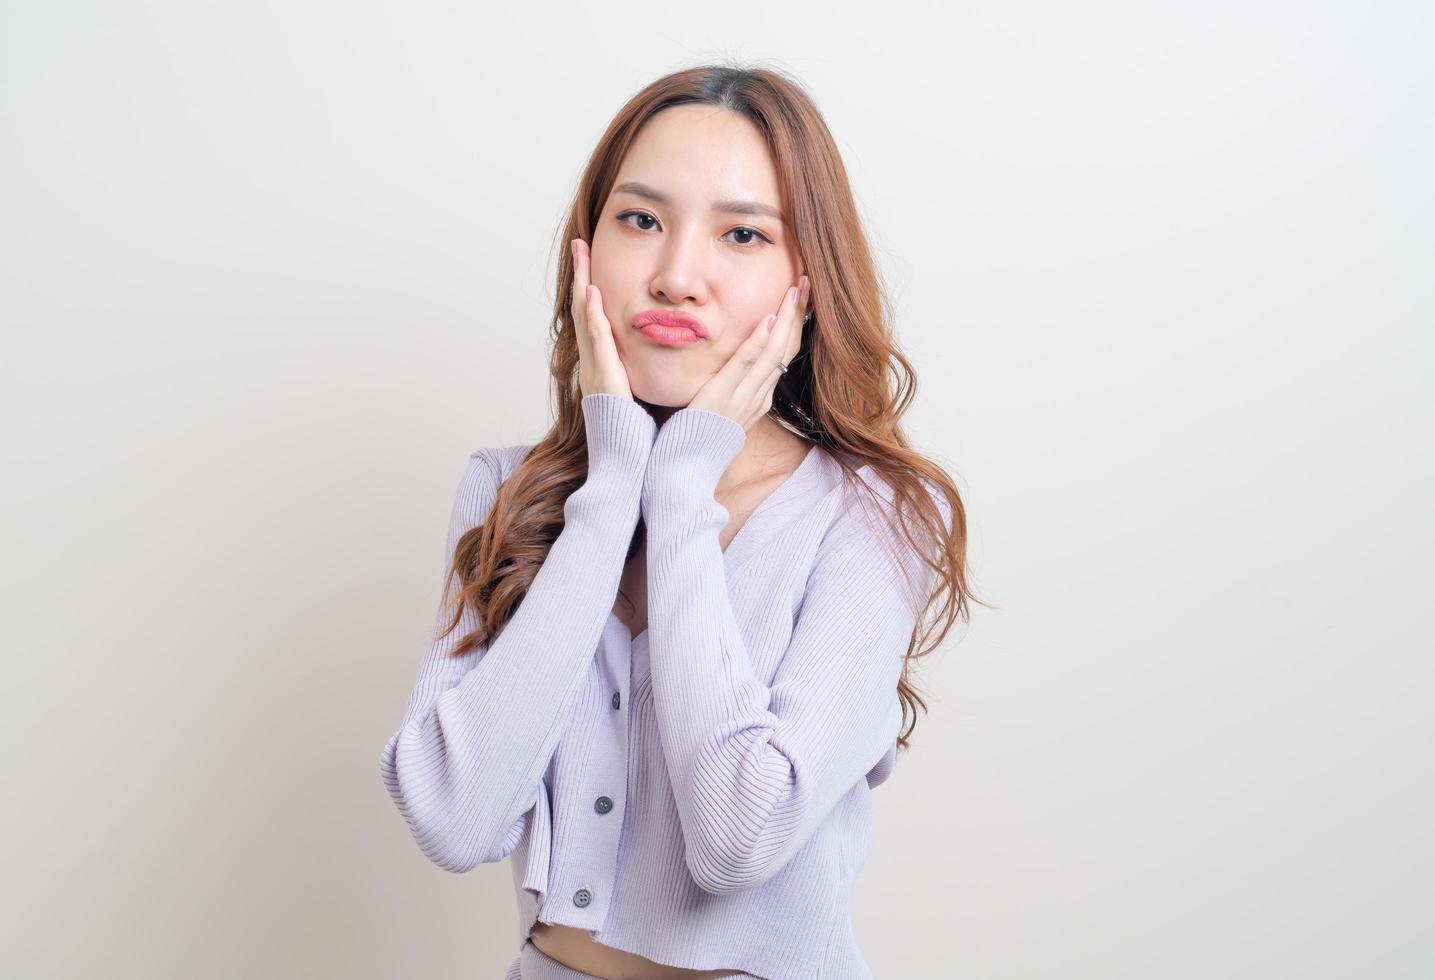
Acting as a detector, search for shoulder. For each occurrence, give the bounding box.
[814,451,948,542]
[467,443,538,486]
[809,453,950,604]
[841,457,953,538]
[445,443,539,543]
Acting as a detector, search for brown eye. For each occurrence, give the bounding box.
[723,225,774,248]
[616,210,658,231]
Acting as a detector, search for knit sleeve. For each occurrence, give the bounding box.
[379,393,656,873]
[641,408,943,895]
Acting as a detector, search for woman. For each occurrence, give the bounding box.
[380,63,978,979]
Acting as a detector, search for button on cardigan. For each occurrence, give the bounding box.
[380,393,948,979]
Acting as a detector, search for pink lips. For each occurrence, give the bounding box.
[632,310,707,346]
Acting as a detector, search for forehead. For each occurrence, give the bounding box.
[612,104,783,207]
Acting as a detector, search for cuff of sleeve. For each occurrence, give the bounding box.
[581,393,657,474]
[648,407,747,490]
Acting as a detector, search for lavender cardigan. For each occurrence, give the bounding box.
[380,393,946,979]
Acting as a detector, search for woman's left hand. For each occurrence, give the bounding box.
[686,275,809,432]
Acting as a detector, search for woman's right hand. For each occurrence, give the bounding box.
[570,238,634,400]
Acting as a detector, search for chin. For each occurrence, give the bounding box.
[632,391,689,410]
[631,380,699,410]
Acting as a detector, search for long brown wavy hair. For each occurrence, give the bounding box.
[437,61,988,751]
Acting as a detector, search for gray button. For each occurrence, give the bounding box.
[572,888,592,908]
[594,795,613,814]
[611,690,621,710]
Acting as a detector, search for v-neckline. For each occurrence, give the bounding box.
[609,441,820,648]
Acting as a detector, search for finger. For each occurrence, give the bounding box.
[586,282,613,340]
[570,239,589,324]
[733,284,800,405]
[587,283,629,377]
[746,328,795,426]
[784,277,806,358]
[575,241,618,363]
[754,364,785,421]
[689,311,769,416]
[791,275,810,364]
[756,278,807,400]
[571,239,595,366]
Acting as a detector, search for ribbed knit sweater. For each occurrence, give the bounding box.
[380,393,946,979]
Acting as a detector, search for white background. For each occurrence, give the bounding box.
[2,0,1430,977]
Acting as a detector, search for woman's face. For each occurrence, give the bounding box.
[589,104,804,409]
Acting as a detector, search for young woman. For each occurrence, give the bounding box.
[380,64,978,980]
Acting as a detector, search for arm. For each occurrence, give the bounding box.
[379,393,655,873]
[642,408,946,894]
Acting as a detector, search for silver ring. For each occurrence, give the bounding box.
[776,360,789,374]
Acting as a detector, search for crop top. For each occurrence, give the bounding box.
[380,392,948,979]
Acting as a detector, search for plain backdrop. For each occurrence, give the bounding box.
[1,1,1430,977]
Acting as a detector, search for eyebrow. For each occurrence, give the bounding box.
[612,180,786,223]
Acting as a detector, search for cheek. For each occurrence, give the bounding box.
[587,224,613,275]
[587,241,607,287]
[733,283,787,330]
[587,240,628,298]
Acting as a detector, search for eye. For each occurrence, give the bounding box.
[616,210,659,232]
[725,226,774,248]
[614,210,774,249]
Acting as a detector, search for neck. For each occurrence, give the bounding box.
[635,398,804,491]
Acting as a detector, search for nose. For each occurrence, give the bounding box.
[649,230,709,307]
